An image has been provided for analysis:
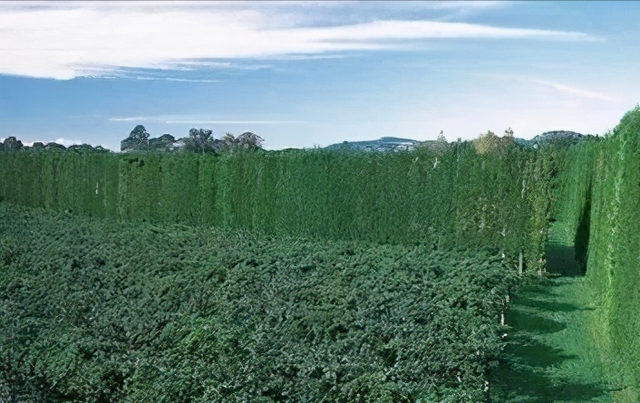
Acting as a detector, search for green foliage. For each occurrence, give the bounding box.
[183,128,217,155]
[149,134,177,152]
[472,130,514,156]
[222,131,265,152]
[177,130,265,154]
[0,203,519,402]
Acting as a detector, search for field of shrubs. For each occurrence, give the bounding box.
[1,203,519,402]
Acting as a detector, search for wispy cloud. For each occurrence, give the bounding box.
[105,76,219,83]
[528,79,618,102]
[156,61,272,71]
[428,1,506,10]
[163,120,302,125]
[108,116,149,122]
[108,115,302,125]
[0,2,597,80]
[262,54,352,61]
[483,74,618,102]
[52,138,84,147]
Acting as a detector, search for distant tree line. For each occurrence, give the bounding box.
[0,136,109,153]
[0,126,264,154]
[120,125,264,154]
[472,128,515,155]
[1,125,588,156]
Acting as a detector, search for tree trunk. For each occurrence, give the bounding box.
[518,251,523,275]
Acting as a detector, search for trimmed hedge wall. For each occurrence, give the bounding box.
[0,142,553,268]
[553,106,640,401]
[0,141,554,272]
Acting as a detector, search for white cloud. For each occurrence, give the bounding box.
[0,2,597,80]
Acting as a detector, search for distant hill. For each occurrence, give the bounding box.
[325,137,421,152]
[326,131,592,153]
[514,131,591,149]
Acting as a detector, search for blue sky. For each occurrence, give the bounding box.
[1,1,639,151]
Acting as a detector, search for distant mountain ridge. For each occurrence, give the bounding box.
[327,130,591,152]
[325,137,421,152]
[514,130,590,148]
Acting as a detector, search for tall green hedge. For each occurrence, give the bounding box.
[0,141,553,272]
[554,106,640,401]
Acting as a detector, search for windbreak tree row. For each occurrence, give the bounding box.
[553,106,640,401]
[0,142,554,272]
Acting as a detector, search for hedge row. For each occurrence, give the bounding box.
[553,106,640,401]
[0,142,554,272]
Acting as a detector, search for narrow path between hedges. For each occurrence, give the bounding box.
[490,222,616,402]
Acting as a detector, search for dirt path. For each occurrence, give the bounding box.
[489,222,615,402]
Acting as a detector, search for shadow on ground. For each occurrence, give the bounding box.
[516,297,589,314]
[488,230,610,402]
[546,244,583,277]
[489,283,609,402]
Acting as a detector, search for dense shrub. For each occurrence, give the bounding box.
[0,203,518,402]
